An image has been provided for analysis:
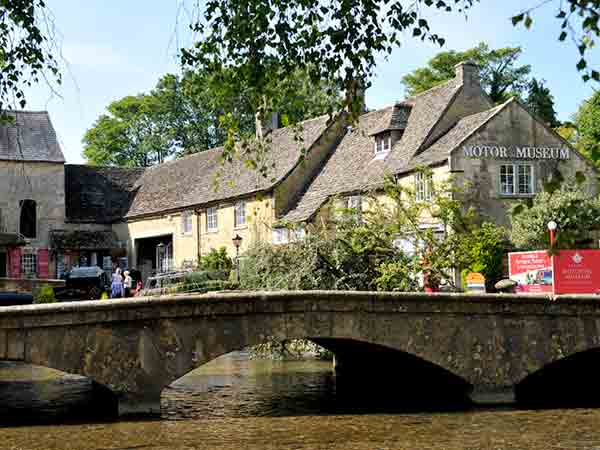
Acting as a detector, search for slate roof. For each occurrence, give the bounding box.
[50,229,120,250]
[281,108,394,223]
[385,79,463,173]
[125,114,333,218]
[400,101,508,173]
[0,111,64,162]
[281,77,501,223]
[65,165,145,223]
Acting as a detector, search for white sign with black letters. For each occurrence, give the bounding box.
[463,144,570,160]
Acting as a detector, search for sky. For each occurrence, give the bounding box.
[24,0,600,164]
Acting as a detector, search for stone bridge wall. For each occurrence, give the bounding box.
[0,291,600,415]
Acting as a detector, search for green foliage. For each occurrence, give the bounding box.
[83,68,342,167]
[401,42,531,103]
[34,284,56,304]
[525,78,560,127]
[511,183,600,250]
[512,1,600,82]
[240,234,337,291]
[200,247,233,273]
[242,171,508,292]
[572,90,600,167]
[0,1,61,117]
[180,269,232,293]
[459,223,507,291]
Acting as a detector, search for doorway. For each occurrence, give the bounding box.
[0,252,6,277]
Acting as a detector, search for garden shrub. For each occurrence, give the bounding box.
[200,247,233,273]
[34,284,56,304]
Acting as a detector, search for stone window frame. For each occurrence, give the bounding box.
[234,201,247,228]
[415,172,433,202]
[206,206,218,232]
[374,132,391,156]
[21,252,37,277]
[499,163,535,197]
[181,210,193,235]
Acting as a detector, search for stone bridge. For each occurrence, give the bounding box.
[1,291,600,415]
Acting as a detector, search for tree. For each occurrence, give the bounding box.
[184,0,599,133]
[572,90,600,166]
[83,93,174,167]
[525,78,559,127]
[0,1,61,119]
[511,183,600,250]
[83,68,342,167]
[401,43,531,102]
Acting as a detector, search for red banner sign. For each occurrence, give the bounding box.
[8,247,21,278]
[37,248,49,279]
[553,250,600,295]
[509,251,553,294]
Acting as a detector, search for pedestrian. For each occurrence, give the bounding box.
[123,270,132,298]
[111,267,123,298]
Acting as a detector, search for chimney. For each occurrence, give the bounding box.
[454,60,480,87]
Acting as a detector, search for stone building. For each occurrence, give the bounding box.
[1,61,596,283]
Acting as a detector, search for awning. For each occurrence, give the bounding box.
[0,232,26,247]
[50,230,122,251]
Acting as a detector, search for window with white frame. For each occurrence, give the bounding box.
[181,210,193,234]
[273,227,289,245]
[21,253,37,276]
[234,201,246,228]
[206,207,218,232]
[374,132,391,155]
[415,172,433,202]
[346,195,363,221]
[500,164,534,196]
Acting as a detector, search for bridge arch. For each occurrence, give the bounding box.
[516,347,600,407]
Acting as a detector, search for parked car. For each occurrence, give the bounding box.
[56,266,109,300]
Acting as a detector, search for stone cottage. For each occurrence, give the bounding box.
[1,61,596,283]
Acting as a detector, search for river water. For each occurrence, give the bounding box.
[2,353,600,450]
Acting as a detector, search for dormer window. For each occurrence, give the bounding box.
[374,132,391,156]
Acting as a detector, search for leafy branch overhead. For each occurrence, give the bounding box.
[512,0,600,82]
[184,0,599,129]
[0,0,61,117]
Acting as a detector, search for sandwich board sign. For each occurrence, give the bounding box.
[466,272,486,293]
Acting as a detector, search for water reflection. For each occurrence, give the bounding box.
[2,354,600,450]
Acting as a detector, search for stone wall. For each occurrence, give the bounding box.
[450,100,597,227]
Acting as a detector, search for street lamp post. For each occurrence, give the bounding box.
[232,234,243,283]
[547,221,558,246]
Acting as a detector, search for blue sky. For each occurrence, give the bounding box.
[25,1,599,164]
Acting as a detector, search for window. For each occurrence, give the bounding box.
[374,132,391,155]
[500,165,514,195]
[500,164,534,196]
[206,207,218,232]
[81,186,104,208]
[234,201,246,228]
[415,172,433,202]
[19,199,36,239]
[21,253,37,276]
[346,195,362,221]
[181,210,193,234]
[273,228,289,245]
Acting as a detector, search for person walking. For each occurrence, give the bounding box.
[123,270,132,298]
[111,267,124,298]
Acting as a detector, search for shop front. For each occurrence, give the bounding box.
[50,230,127,279]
